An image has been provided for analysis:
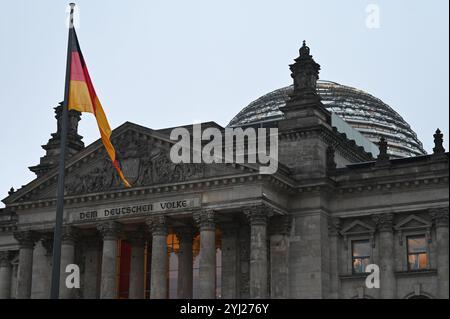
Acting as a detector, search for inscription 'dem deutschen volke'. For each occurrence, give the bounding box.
[75,198,200,222]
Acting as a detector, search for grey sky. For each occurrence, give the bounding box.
[0,1,448,206]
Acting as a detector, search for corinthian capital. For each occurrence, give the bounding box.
[327,217,341,236]
[13,230,38,248]
[146,215,168,236]
[430,207,449,228]
[371,213,394,232]
[61,226,80,245]
[194,210,216,231]
[96,221,123,240]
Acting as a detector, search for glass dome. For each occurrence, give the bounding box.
[228,80,426,159]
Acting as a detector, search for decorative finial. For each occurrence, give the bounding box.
[433,128,445,154]
[376,137,390,165]
[299,40,310,57]
[69,3,76,28]
[8,187,15,196]
[289,40,320,98]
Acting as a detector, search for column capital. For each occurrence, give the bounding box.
[430,207,449,228]
[244,205,272,226]
[13,230,38,248]
[194,209,216,231]
[146,215,168,236]
[269,215,292,236]
[327,216,341,236]
[96,221,123,240]
[0,251,11,267]
[41,233,54,256]
[61,226,80,245]
[372,213,394,232]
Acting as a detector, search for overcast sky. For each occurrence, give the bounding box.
[0,0,448,206]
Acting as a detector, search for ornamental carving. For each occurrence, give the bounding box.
[146,215,168,235]
[64,134,204,195]
[371,213,394,232]
[194,210,216,231]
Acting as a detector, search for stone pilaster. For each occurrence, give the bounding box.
[13,231,37,299]
[430,207,449,299]
[372,213,395,299]
[59,226,79,299]
[97,221,122,299]
[244,205,270,299]
[328,217,341,299]
[268,215,291,299]
[146,215,168,299]
[127,230,146,299]
[194,209,216,299]
[0,251,12,299]
[174,227,194,299]
[220,221,239,299]
[81,236,102,299]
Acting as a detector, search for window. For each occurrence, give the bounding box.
[352,240,370,273]
[407,235,428,271]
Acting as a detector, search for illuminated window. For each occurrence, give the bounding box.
[352,240,370,273]
[407,235,428,271]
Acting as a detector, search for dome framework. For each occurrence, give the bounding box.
[228,80,426,159]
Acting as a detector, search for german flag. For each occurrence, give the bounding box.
[66,27,130,187]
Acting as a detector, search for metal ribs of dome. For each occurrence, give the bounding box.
[228,80,426,159]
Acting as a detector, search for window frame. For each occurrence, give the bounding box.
[351,239,372,274]
[405,234,429,271]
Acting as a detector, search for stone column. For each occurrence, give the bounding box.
[175,227,193,299]
[194,210,216,299]
[146,215,168,299]
[269,215,291,299]
[59,227,78,299]
[221,221,238,299]
[328,217,341,299]
[82,236,102,299]
[372,213,395,299]
[128,231,146,299]
[0,251,12,299]
[97,221,122,299]
[431,208,449,299]
[14,231,37,299]
[245,205,270,299]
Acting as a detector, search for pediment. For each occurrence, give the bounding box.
[394,215,431,230]
[4,122,260,204]
[340,220,375,235]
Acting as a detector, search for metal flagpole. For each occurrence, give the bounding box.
[50,3,76,299]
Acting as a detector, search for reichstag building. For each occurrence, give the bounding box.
[0,42,448,299]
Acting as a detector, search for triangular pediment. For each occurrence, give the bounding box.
[4,122,264,204]
[395,215,431,230]
[340,220,375,235]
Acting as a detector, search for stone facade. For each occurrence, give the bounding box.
[0,43,448,299]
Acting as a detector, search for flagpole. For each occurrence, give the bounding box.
[50,3,76,299]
